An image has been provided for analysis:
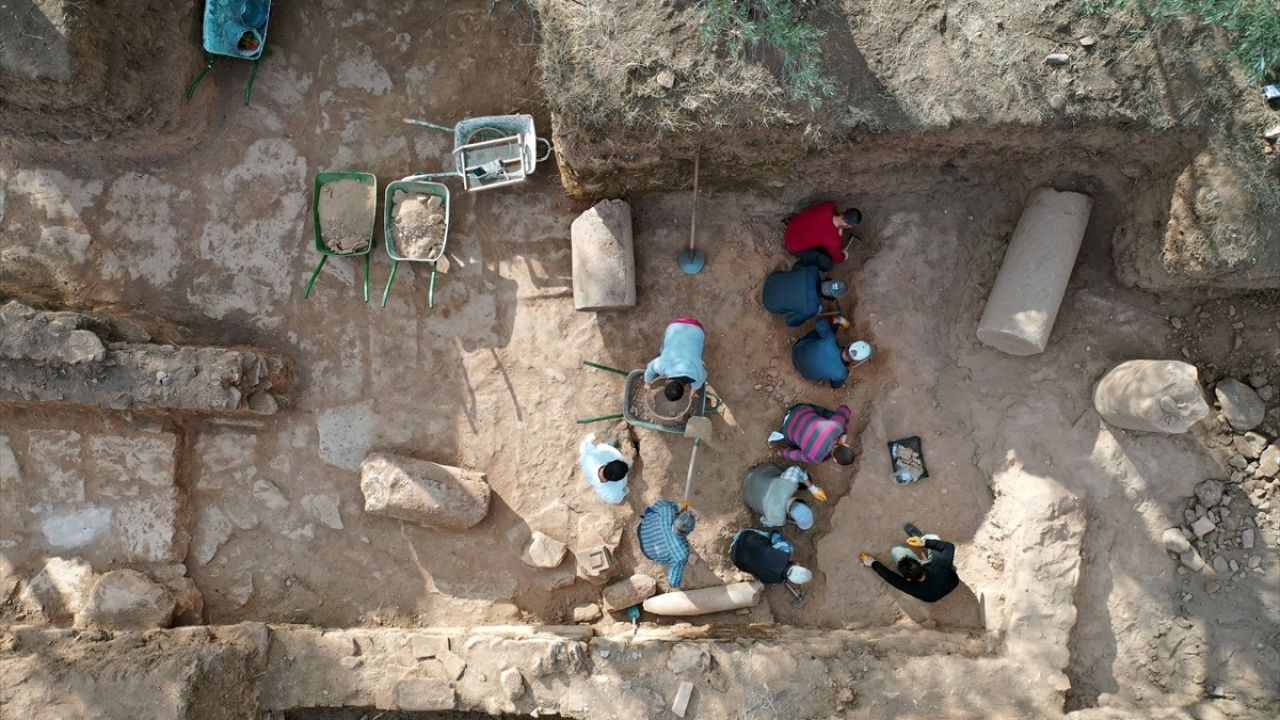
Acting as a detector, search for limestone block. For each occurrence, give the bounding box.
[571,199,636,311]
[395,677,458,711]
[522,531,567,568]
[602,574,657,612]
[977,189,1092,356]
[1093,360,1209,433]
[76,569,175,631]
[18,556,96,624]
[575,545,614,585]
[360,452,490,529]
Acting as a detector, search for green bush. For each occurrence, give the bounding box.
[698,0,836,110]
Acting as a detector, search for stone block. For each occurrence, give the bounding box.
[76,569,175,631]
[522,531,568,568]
[360,452,490,529]
[394,678,457,711]
[575,545,614,585]
[1215,379,1265,431]
[571,199,636,311]
[602,574,657,612]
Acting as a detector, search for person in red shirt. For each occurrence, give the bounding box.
[783,202,861,270]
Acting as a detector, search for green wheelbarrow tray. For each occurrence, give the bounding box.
[621,370,712,435]
[305,171,378,301]
[381,177,450,308]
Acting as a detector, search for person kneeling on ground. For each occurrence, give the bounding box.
[579,433,629,504]
[730,528,812,589]
[638,500,696,588]
[772,402,855,466]
[743,464,822,530]
[859,523,960,603]
[784,202,862,271]
[644,317,707,403]
[792,314,858,389]
[762,261,849,327]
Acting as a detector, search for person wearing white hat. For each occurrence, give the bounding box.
[791,314,860,389]
[761,261,849,327]
[742,464,824,530]
[729,528,813,587]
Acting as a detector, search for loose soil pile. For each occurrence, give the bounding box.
[390,190,446,260]
[317,180,374,254]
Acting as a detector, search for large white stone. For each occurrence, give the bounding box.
[571,199,636,311]
[1093,360,1209,433]
[18,556,96,624]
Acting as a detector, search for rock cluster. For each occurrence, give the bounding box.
[1164,396,1276,594]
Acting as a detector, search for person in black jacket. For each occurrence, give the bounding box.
[859,523,959,603]
[730,528,812,586]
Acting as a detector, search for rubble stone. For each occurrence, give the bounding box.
[359,452,490,530]
[76,569,175,630]
[602,574,657,612]
[1092,360,1209,433]
[575,545,614,585]
[666,643,710,675]
[1215,379,1265,431]
[1241,528,1255,550]
[1180,549,1206,571]
[1257,445,1279,478]
[1235,432,1269,460]
[1191,516,1216,538]
[522,531,568,569]
[571,603,602,622]
[1194,479,1225,508]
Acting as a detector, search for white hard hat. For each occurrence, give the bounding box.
[786,565,813,584]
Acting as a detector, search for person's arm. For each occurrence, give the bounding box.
[871,561,925,599]
[779,446,804,463]
[644,359,660,385]
[667,559,685,589]
[814,316,835,341]
[832,404,852,426]
[924,538,956,567]
[785,310,807,327]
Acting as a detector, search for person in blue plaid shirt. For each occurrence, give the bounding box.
[638,500,696,588]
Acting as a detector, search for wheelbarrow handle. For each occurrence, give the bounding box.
[381,260,400,308]
[427,262,438,309]
[303,254,328,299]
[535,137,553,163]
[403,118,453,133]
[363,254,370,303]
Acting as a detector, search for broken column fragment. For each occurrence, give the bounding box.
[1093,360,1210,433]
[602,574,657,612]
[976,188,1092,356]
[360,452,491,529]
[571,199,636,311]
[0,301,290,414]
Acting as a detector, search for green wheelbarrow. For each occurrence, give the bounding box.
[304,171,377,301]
[381,176,450,308]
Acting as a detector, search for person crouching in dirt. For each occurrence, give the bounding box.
[644,317,707,404]
[860,523,960,603]
[762,261,849,327]
[579,433,629,504]
[743,464,823,531]
[730,528,813,590]
[638,500,696,588]
[771,402,856,467]
[784,202,862,271]
[792,314,856,389]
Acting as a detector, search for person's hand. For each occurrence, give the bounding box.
[906,536,924,548]
[832,316,850,330]
[859,552,874,567]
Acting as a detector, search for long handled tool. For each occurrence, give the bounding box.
[677,155,705,274]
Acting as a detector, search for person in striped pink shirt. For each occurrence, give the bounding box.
[775,403,855,466]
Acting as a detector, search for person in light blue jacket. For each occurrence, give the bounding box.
[643,317,707,403]
[579,433,629,504]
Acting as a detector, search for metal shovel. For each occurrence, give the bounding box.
[677,155,705,274]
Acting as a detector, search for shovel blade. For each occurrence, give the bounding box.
[678,249,706,274]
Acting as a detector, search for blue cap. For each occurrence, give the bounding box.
[788,501,814,530]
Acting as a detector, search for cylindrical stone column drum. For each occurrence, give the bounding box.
[977,189,1093,356]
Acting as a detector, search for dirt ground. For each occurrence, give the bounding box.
[1,1,1279,717]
